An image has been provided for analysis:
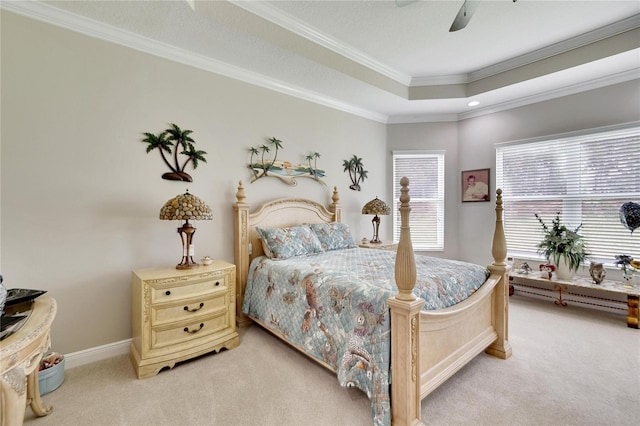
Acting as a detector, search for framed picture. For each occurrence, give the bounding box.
[462,168,490,202]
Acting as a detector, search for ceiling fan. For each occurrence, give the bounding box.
[396,0,518,32]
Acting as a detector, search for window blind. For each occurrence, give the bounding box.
[495,124,640,264]
[392,151,445,251]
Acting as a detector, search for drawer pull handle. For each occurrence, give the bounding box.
[184,323,204,334]
[184,302,204,312]
[165,290,171,296]
[215,281,220,286]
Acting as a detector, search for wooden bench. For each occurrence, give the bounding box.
[509,271,639,329]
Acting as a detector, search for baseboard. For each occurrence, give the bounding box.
[64,338,131,369]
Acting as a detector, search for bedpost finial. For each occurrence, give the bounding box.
[400,176,410,205]
[332,186,340,205]
[236,180,246,203]
[492,188,507,266]
[495,189,503,214]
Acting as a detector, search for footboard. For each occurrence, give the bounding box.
[388,179,511,426]
[418,272,506,399]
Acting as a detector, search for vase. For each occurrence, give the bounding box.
[555,257,575,281]
[589,262,606,284]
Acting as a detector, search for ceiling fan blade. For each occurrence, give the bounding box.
[449,0,479,32]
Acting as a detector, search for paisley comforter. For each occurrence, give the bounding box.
[242,247,489,426]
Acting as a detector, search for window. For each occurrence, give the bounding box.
[495,123,640,265]
[392,151,445,251]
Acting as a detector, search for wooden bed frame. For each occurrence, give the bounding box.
[233,177,512,426]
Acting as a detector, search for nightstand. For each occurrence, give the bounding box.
[130,261,239,379]
[358,240,398,250]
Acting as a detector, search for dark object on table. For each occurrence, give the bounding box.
[4,288,47,308]
[0,275,5,315]
[0,314,28,340]
[1,314,27,331]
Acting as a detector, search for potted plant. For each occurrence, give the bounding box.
[535,212,589,280]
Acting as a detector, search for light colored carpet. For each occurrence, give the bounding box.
[24,296,640,426]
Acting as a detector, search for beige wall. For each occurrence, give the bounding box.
[1,12,386,354]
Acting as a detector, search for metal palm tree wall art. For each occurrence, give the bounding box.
[343,155,368,191]
[247,137,325,186]
[142,123,207,182]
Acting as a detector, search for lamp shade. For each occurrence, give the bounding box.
[362,197,391,216]
[159,190,212,269]
[159,191,213,221]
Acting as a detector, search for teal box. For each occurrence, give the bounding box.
[38,356,65,395]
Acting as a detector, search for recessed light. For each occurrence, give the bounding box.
[468,101,480,107]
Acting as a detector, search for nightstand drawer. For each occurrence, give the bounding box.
[152,292,228,325]
[151,276,228,303]
[151,314,230,349]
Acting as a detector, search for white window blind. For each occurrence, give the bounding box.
[495,124,640,264]
[392,151,445,251]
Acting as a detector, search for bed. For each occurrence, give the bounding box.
[233,177,512,426]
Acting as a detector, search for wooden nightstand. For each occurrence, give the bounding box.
[358,240,398,250]
[130,261,239,379]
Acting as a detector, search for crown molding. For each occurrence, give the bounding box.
[387,114,459,124]
[409,14,640,87]
[457,68,640,121]
[229,0,413,86]
[468,13,640,83]
[388,68,640,124]
[1,0,388,124]
[2,1,636,126]
[231,2,639,92]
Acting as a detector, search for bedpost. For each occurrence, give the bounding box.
[329,185,342,222]
[388,177,425,426]
[233,181,252,327]
[485,189,512,360]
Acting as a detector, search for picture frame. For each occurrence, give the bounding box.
[462,168,490,202]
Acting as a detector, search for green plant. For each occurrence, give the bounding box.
[615,254,634,275]
[535,212,589,271]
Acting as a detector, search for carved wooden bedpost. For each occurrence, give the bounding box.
[329,186,342,222]
[485,189,513,360]
[387,177,425,426]
[233,181,252,328]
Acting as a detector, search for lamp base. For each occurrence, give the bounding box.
[176,221,199,270]
[370,214,382,244]
[176,260,199,270]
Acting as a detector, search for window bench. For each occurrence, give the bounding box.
[509,271,639,329]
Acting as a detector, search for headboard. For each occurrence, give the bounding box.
[233,181,342,327]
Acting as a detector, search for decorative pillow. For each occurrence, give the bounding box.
[257,238,273,259]
[310,222,357,251]
[256,225,323,259]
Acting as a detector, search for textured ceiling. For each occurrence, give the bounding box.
[6,0,640,123]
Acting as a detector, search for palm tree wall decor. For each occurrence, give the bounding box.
[247,138,325,186]
[141,123,207,182]
[343,155,368,191]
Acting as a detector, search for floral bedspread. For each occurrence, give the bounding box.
[242,248,489,426]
